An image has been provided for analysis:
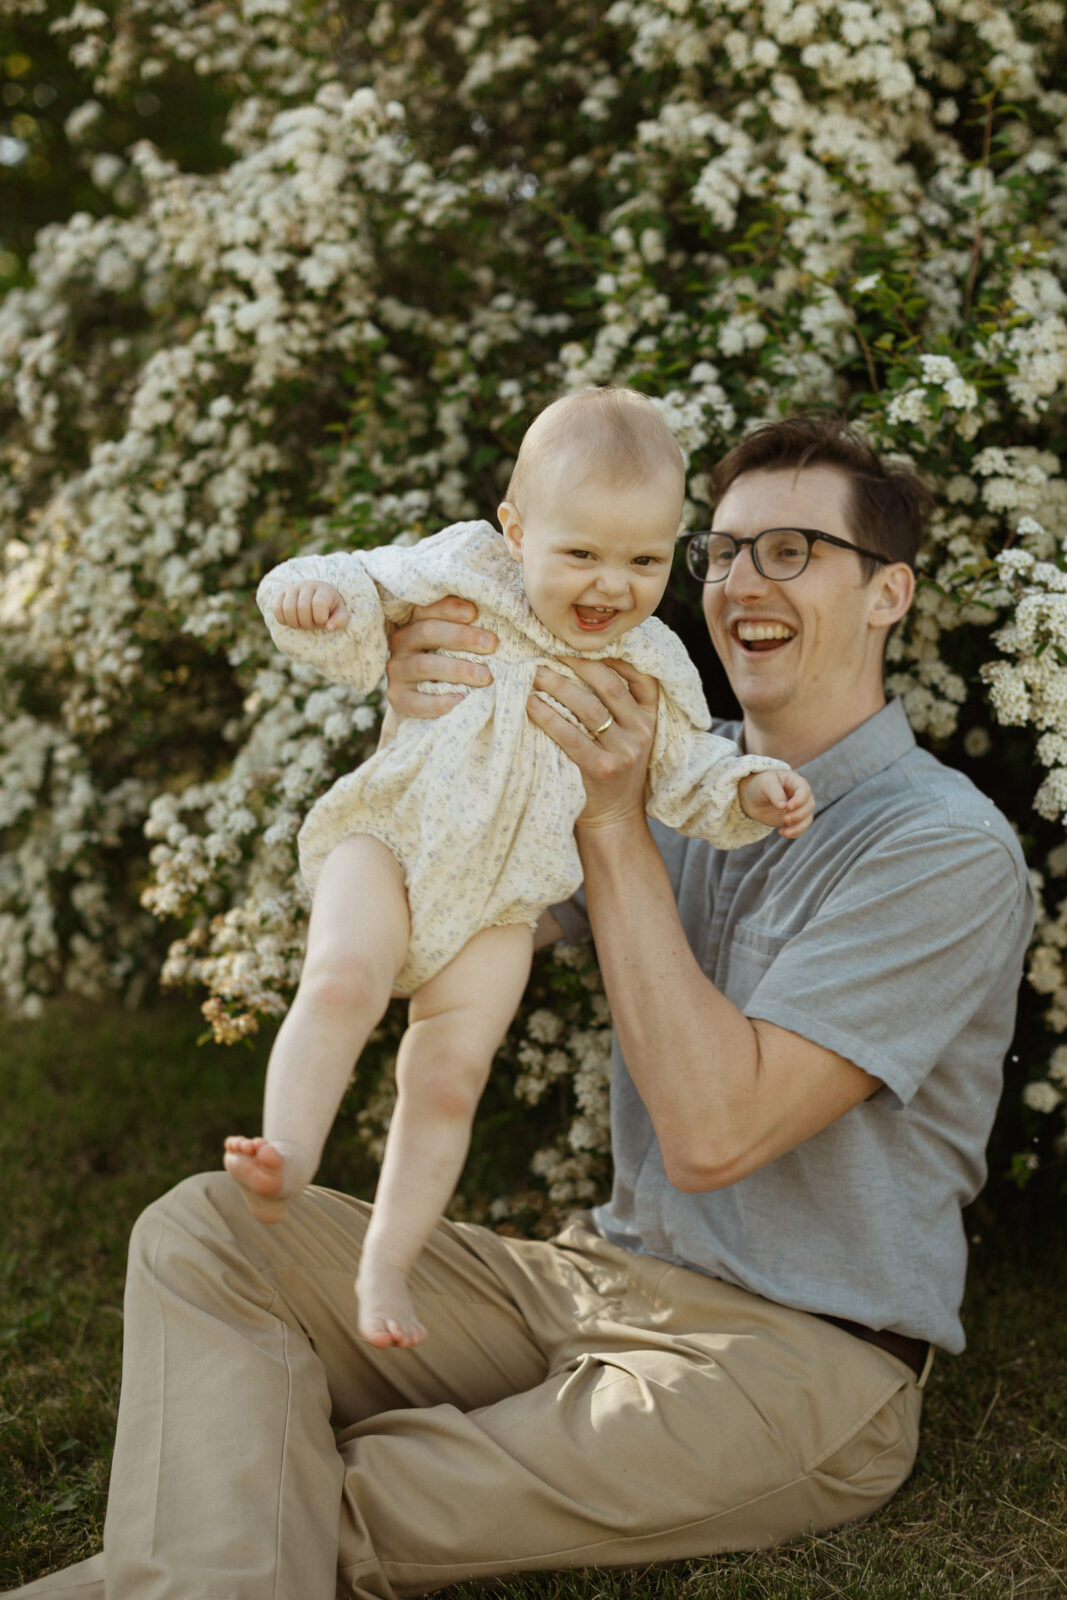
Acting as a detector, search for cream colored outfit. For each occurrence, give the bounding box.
[257,520,782,992]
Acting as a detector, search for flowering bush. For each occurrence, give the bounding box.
[2,0,1066,1222]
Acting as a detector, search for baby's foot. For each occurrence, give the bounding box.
[223,1135,292,1223]
[355,1258,427,1349]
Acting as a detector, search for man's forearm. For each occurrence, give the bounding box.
[523,657,875,1185]
[577,815,878,1188]
[576,814,765,1190]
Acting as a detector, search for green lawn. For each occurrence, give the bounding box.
[2,999,1065,1597]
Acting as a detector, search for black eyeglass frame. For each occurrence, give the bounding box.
[683,526,892,584]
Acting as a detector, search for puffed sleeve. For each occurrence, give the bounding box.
[624,617,788,849]
[646,691,787,848]
[256,551,414,691]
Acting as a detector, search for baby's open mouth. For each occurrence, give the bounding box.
[574,605,619,629]
[734,621,795,652]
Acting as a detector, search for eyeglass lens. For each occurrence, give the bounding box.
[688,529,811,583]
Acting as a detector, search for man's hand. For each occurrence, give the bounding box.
[527,659,659,831]
[273,581,348,632]
[385,597,498,719]
[737,769,815,838]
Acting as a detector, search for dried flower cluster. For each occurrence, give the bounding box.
[2,0,1066,1217]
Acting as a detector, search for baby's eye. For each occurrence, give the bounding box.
[632,555,662,567]
[568,549,593,560]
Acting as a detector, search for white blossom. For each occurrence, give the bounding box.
[1,0,1065,1194]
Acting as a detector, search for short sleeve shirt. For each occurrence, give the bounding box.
[556,700,1034,1352]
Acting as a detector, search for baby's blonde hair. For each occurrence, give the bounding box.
[505,388,685,512]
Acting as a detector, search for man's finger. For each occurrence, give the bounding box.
[558,655,661,708]
[390,689,466,721]
[392,651,493,688]
[533,661,658,729]
[409,596,479,625]
[394,618,498,658]
[527,692,612,766]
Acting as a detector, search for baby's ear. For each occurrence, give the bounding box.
[498,500,524,561]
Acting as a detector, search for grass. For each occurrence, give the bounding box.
[1,998,1065,1597]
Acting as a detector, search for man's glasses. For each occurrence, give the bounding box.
[684,527,891,584]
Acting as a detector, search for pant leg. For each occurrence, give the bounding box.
[7,1170,553,1600]
[333,1218,925,1598]
[3,1556,106,1599]
[7,1181,923,1600]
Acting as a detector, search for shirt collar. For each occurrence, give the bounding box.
[728,698,916,814]
[799,698,916,812]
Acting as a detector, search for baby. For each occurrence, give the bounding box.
[224,388,814,1348]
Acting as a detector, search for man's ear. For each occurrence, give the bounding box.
[868,562,914,634]
[498,500,524,561]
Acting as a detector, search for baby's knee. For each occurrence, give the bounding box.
[297,944,390,1018]
[397,1034,490,1117]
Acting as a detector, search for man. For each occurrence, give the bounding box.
[11,416,1033,1598]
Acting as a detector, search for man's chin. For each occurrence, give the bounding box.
[721,665,795,721]
[721,642,784,679]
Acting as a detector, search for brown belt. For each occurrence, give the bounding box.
[816,1313,930,1379]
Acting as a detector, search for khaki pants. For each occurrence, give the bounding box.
[9,1171,925,1599]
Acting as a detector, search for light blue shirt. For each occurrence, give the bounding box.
[556,700,1034,1352]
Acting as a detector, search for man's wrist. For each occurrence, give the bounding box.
[574,806,652,853]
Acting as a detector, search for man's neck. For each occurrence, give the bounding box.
[741,692,888,769]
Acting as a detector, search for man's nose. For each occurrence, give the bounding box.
[722,543,770,599]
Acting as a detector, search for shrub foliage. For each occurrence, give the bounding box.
[2,0,1066,1219]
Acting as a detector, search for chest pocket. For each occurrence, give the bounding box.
[719,919,788,1011]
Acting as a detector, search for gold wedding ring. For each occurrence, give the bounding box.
[592,715,614,737]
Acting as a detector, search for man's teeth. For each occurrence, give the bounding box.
[736,622,794,641]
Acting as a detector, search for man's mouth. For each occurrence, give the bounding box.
[733,620,796,652]
[574,605,620,631]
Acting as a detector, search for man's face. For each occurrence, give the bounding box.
[702,465,892,758]
[500,463,681,650]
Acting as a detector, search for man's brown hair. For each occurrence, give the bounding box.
[709,415,933,579]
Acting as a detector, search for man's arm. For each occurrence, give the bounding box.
[527,660,879,1192]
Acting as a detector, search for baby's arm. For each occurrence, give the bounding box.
[257,553,390,689]
[737,768,814,839]
[644,708,799,849]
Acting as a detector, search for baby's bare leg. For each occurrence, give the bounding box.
[356,922,534,1348]
[224,835,409,1222]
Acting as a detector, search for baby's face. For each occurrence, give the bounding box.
[499,464,681,649]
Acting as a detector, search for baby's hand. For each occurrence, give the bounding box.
[738,768,814,839]
[273,581,348,632]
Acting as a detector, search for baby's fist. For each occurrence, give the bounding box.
[739,768,815,839]
[274,581,348,632]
